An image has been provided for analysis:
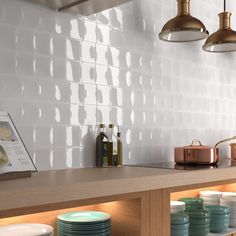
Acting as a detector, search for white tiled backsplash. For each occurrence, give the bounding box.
[0,0,236,170]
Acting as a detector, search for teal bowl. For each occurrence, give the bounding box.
[211,212,230,220]
[190,223,210,229]
[179,198,203,205]
[210,225,228,233]
[171,222,189,230]
[189,227,209,236]
[171,228,188,236]
[210,217,230,224]
[189,217,210,225]
[179,198,203,210]
[171,230,188,236]
[210,222,229,233]
[185,209,210,219]
[171,213,189,225]
[205,205,230,215]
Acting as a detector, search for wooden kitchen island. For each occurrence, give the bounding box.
[1,166,236,236]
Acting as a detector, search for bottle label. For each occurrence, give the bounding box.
[102,142,108,167]
[113,155,118,166]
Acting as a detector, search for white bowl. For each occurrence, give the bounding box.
[221,198,236,207]
[199,191,222,198]
[230,220,236,227]
[222,192,236,197]
[170,201,185,209]
[0,224,53,236]
[201,196,221,201]
[229,216,236,227]
[171,209,185,214]
[204,201,220,206]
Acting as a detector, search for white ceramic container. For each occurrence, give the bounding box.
[170,201,185,213]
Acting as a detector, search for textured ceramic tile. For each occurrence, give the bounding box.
[67,60,81,82]
[0,49,16,73]
[2,1,22,25]
[51,35,66,58]
[1,0,236,170]
[16,53,35,76]
[35,55,52,78]
[0,24,16,50]
[16,28,35,52]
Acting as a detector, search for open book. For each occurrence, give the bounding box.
[0,112,37,175]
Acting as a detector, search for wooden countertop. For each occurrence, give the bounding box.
[1,166,236,215]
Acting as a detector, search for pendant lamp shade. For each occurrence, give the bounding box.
[202,12,236,52]
[159,0,209,42]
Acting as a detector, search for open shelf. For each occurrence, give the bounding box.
[208,228,236,235]
[170,183,236,236]
[0,198,142,236]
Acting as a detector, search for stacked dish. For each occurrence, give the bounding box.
[0,223,53,236]
[179,198,203,210]
[171,201,186,213]
[205,205,230,233]
[220,195,236,227]
[57,211,111,236]
[171,213,189,236]
[199,191,222,206]
[184,209,210,236]
[222,192,236,198]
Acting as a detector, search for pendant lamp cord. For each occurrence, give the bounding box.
[224,0,226,11]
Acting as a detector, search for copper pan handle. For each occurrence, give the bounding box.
[214,136,236,148]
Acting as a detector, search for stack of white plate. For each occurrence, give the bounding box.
[199,191,222,206]
[220,194,236,227]
[171,201,186,213]
[0,223,53,236]
[222,192,236,198]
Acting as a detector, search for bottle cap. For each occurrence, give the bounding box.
[99,124,105,128]
[109,124,114,128]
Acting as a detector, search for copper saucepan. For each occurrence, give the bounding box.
[174,136,236,165]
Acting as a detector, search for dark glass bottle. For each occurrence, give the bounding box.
[96,124,109,167]
[117,126,123,167]
[108,124,118,166]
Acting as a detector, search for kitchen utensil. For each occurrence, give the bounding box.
[174,136,236,164]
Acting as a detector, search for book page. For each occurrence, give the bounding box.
[0,112,36,174]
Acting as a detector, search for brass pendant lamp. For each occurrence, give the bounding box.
[203,0,236,52]
[159,0,209,42]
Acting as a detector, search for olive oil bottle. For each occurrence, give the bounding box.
[96,124,109,167]
[107,124,118,166]
[117,126,123,167]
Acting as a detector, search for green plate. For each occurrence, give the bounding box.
[57,227,111,233]
[205,205,230,215]
[57,211,111,223]
[58,228,111,236]
[58,232,110,236]
[57,221,111,229]
[171,213,189,225]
